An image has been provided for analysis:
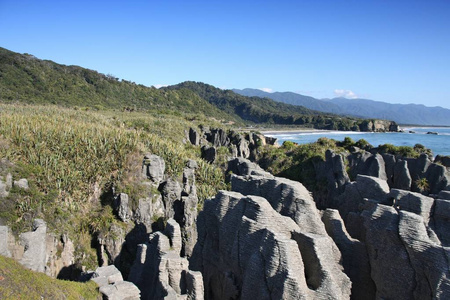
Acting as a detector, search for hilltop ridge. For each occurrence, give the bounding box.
[0,47,397,131]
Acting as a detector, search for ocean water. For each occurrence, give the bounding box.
[265,127,450,156]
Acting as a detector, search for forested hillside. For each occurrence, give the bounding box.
[0,47,396,131]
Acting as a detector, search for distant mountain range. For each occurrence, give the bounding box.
[233,88,450,126]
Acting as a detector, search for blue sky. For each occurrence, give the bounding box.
[1,0,449,108]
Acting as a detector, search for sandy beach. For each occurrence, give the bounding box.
[260,128,333,135]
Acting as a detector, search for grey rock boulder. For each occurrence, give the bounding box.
[143,154,165,184]
[192,190,351,299]
[128,229,203,300]
[322,209,376,300]
[188,127,200,146]
[201,145,216,163]
[437,190,450,200]
[335,175,390,221]
[433,199,450,246]
[0,226,11,257]
[182,160,197,197]
[231,174,327,236]
[362,205,416,300]
[113,193,132,222]
[160,178,182,220]
[92,265,141,300]
[348,151,387,180]
[19,219,47,273]
[389,189,434,223]
[226,157,272,178]
[393,160,412,190]
[398,211,450,299]
[13,178,29,190]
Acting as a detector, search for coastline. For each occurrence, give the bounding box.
[260,128,332,135]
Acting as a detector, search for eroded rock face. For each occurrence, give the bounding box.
[19,219,47,273]
[231,174,327,236]
[192,190,351,300]
[161,178,182,220]
[189,128,201,146]
[393,160,412,190]
[45,234,76,279]
[201,145,216,163]
[0,226,11,257]
[399,211,450,299]
[348,151,387,180]
[322,209,376,300]
[113,193,132,222]
[226,157,272,178]
[143,154,165,184]
[389,189,434,223]
[433,199,450,246]
[128,219,203,300]
[335,175,391,222]
[92,265,141,300]
[314,150,351,208]
[362,205,416,300]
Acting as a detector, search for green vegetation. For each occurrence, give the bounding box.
[0,47,388,130]
[415,178,430,193]
[377,143,432,158]
[0,255,100,299]
[0,47,238,123]
[0,104,227,270]
[258,137,341,190]
[165,81,371,130]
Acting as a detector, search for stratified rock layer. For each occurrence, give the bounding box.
[192,190,351,299]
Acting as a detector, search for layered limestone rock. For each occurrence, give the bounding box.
[143,154,165,184]
[322,209,376,299]
[92,265,140,300]
[348,151,387,181]
[314,150,350,208]
[192,190,351,299]
[334,174,390,227]
[433,199,450,246]
[19,219,47,273]
[128,219,203,300]
[200,145,216,163]
[45,234,76,279]
[393,159,412,190]
[389,189,434,223]
[359,203,450,300]
[179,160,200,258]
[226,157,271,178]
[0,225,11,257]
[231,174,328,236]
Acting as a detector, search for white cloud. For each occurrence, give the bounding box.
[259,87,273,93]
[334,89,358,99]
[153,84,168,89]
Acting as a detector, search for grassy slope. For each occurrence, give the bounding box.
[0,104,227,269]
[0,255,100,299]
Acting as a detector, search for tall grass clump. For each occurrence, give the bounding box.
[0,103,227,267]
